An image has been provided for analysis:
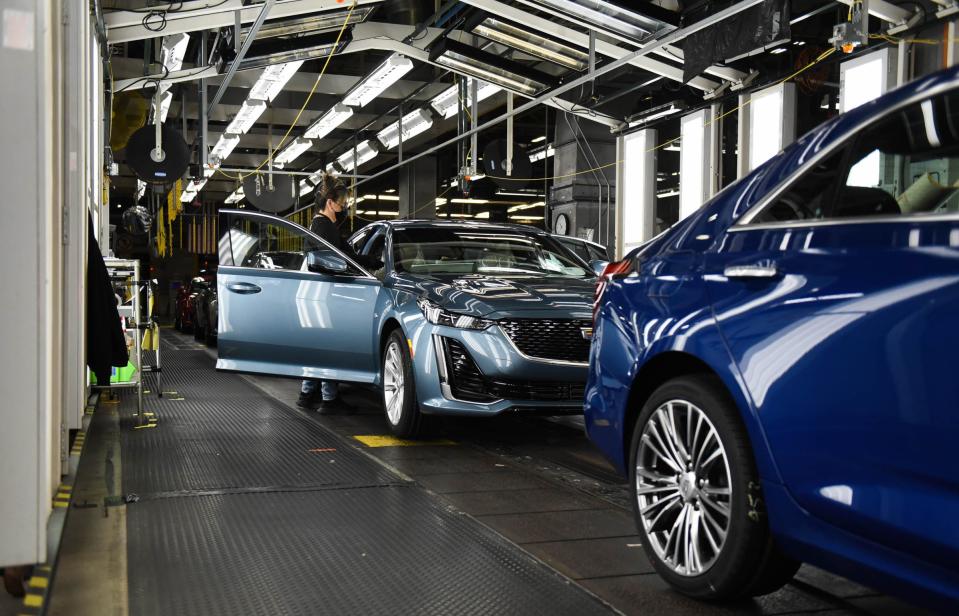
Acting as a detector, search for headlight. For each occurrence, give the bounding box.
[417,298,492,330]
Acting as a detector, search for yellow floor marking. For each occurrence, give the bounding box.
[23,594,43,607]
[353,435,456,448]
[142,412,156,417]
[28,577,48,589]
[60,485,72,491]
[37,566,51,572]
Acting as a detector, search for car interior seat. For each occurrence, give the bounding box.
[834,186,902,218]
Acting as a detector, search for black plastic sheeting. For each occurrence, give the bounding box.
[682,0,790,83]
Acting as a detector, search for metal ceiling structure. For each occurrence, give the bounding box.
[101,0,908,212]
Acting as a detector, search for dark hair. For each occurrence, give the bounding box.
[314,172,348,209]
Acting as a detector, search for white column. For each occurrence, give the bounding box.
[620,129,657,254]
[840,48,897,190]
[0,0,57,566]
[679,110,711,220]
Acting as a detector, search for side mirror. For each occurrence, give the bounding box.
[307,250,349,275]
[590,260,609,277]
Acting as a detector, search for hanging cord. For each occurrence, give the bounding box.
[216,1,357,182]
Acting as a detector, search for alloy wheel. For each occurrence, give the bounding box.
[384,341,405,425]
[636,399,732,577]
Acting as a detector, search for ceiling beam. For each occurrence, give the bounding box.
[835,0,912,25]
[104,0,384,44]
[457,0,723,92]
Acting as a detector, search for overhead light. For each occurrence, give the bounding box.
[496,190,544,197]
[430,39,552,97]
[508,202,545,212]
[235,40,348,72]
[473,18,588,71]
[240,7,373,42]
[627,102,685,128]
[530,146,555,162]
[180,178,206,203]
[474,211,491,219]
[664,143,681,152]
[180,187,198,203]
[226,99,267,135]
[525,0,673,44]
[377,108,434,150]
[452,198,490,204]
[136,179,146,201]
[510,215,544,221]
[342,54,414,108]
[152,89,173,125]
[770,47,787,55]
[160,33,190,73]
[299,178,315,196]
[210,133,241,163]
[384,188,396,193]
[304,103,354,139]
[225,186,245,204]
[430,78,501,119]
[274,137,313,168]
[249,60,303,102]
[530,135,546,143]
[657,189,679,198]
[336,139,379,171]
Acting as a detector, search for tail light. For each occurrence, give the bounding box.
[593,259,634,324]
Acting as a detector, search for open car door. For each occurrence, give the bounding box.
[216,210,382,384]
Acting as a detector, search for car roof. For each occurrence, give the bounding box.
[378,219,549,234]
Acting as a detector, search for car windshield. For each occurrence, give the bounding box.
[392,227,590,278]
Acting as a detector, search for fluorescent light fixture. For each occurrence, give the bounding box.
[180,178,206,203]
[241,7,373,42]
[225,187,245,204]
[226,99,267,135]
[432,42,547,97]
[336,139,379,171]
[526,0,672,44]
[342,54,414,108]
[474,211,491,219]
[384,188,396,193]
[274,137,313,168]
[664,143,681,152]
[181,188,198,203]
[679,109,710,219]
[152,90,173,124]
[430,79,501,119]
[747,83,796,171]
[841,48,895,188]
[628,103,684,128]
[530,146,555,162]
[236,40,348,72]
[160,33,190,73]
[770,47,787,55]
[374,194,400,201]
[304,103,353,139]
[299,178,315,196]
[496,190,544,197]
[508,202,545,212]
[249,61,304,103]
[451,198,489,204]
[510,215,544,221]
[376,108,434,150]
[657,189,679,198]
[531,135,546,143]
[136,179,146,201]
[473,18,588,71]
[210,133,241,164]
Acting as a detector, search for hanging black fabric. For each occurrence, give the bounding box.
[87,215,129,384]
[682,0,790,83]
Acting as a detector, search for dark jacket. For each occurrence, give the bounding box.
[87,216,129,384]
[310,215,381,270]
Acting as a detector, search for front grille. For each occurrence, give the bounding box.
[443,338,585,403]
[498,319,592,363]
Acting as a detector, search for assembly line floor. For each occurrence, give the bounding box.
[19,330,926,616]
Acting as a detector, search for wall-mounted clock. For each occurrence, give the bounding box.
[554,213,569,235]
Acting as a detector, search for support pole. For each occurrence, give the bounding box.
[208,0,276,114]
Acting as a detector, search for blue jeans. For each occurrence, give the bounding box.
[301,379,337,401]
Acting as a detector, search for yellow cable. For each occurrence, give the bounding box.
[216,1,357,182]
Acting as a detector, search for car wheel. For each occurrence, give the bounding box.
[382,329,424,438]
[629,375,799,600]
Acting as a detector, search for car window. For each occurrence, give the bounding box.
[588,244,608,262]
[349,225,375,253]
[561,238,591,262]
[222,213,364,276]
[364,231,388,279]
[392,227,590,278]
[748,90,959,225]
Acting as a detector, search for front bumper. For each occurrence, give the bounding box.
[409,320,589,417]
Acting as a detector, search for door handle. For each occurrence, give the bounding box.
[723,263,779,279]
[227,282,261,294]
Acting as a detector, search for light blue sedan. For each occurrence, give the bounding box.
[216,211,601,437]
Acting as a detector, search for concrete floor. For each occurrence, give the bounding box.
[5,329,933,615]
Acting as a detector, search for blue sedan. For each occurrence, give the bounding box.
[586,66,959,610]
[216,216,597,437]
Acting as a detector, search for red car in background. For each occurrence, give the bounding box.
[174,271,214,333]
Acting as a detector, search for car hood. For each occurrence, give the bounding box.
[396,273,596,318]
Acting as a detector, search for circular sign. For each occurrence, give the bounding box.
[554,212,569,235]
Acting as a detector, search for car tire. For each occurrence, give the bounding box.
[628,374,799,600]
[382,329,424,439]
